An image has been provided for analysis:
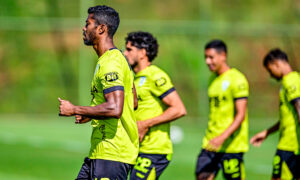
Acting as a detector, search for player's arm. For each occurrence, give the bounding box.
[137,90,186,142]
[59,90,124,119]
[250,121,279,147]
[292,98,300,123]
[207,98,247,151]
[133,83,138,110]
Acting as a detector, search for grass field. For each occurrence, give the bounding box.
[0,115,279,180]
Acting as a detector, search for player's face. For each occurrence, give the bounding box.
[82,14,97,46]
[265,62,282,80]
[124,41,142,68]
[205,48,226,72]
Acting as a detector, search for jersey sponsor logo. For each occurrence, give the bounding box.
[155,77,167,87]
[238,83,246,90]
[287,85,297,95]
[222,80,230,91]
[105,72,119,82]
[139,76,147,87]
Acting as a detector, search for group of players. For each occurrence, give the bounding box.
[58,5,300,180]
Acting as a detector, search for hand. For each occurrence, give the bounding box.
[58,97,75,116]
[137,120,150,142]
[75,115,91,124]
[250,130,267,147]
[207,136,226,152]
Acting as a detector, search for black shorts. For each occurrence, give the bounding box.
[76,157,132,180]
[272,149,300,179]
[195,149,245,180]
[130,153,171,180]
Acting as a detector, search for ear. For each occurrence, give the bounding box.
[96,24,106,35]
[220,51,227,61]
[140,48,147,57]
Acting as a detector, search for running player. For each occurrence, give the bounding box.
[195,40,249,180]
[124,31,187,180]
[58,5,139,179]
[250,48,300,180]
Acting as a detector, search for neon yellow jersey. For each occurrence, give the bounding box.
[202,68,249,153]
[277,71,300,154]
[89,49,139,165]
[134,65,175,155]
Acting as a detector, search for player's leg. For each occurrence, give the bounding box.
[195,149,221,180]
[76,157,92,180]
[91,159,132,180]
[130,153,170,180]
[220,153,245,180]
[272,149,298,180]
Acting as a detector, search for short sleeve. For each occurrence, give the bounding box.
[284,77,300,103]
[232,74,249,100]
[98,59,124,94]
[150,70,175,99]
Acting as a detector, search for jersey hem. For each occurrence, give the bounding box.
[103,86,124,94]
[88,155,136,165]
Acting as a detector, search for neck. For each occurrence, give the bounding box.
[217,64,230,75]
[134,58,151,74]
[93,36,115,57]
[281,63,293,76]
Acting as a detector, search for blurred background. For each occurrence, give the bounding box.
[0,0,300,179]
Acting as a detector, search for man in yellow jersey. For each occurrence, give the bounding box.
[58,5,139,180]
[250,48,300,180]
[123,31,187,180]
[195,40,249,180]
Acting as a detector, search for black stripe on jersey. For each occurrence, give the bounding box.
[159,87,176,100]
[291,97,300,104]
[103,86,124,94]
[234,97,248,101]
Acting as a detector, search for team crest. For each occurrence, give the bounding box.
[222,80,230,91]
[139,76,147,87]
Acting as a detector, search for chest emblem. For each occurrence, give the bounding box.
[222,80,230,91]
[139,76,147,87]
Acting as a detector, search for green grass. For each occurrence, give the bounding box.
[0,115,279,179]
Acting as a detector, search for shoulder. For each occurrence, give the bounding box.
[283,72,300,86]
[148,65,171,80]
[229,68,248,83]
[101,49,127,68]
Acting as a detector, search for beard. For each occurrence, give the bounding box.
[83,31,96,46]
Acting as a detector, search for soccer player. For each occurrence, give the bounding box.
[250,49,300,180]
[195,40,249,180]
[58,5,139,180]
[123,31,187,180]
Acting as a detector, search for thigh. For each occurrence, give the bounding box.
[195,150,221,179]
[272,149,297,180]
[76,157,92,180]
[220,153,245,180]
[130,153,170,180]
[92,159,132,180]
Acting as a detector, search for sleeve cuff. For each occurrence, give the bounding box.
[158,87,176,100]
[290,97,300,104]
[234,97,248,101]
[103,86,124,94]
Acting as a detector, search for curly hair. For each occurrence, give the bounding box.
[88,5,120,38]
[125,31,159,62]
